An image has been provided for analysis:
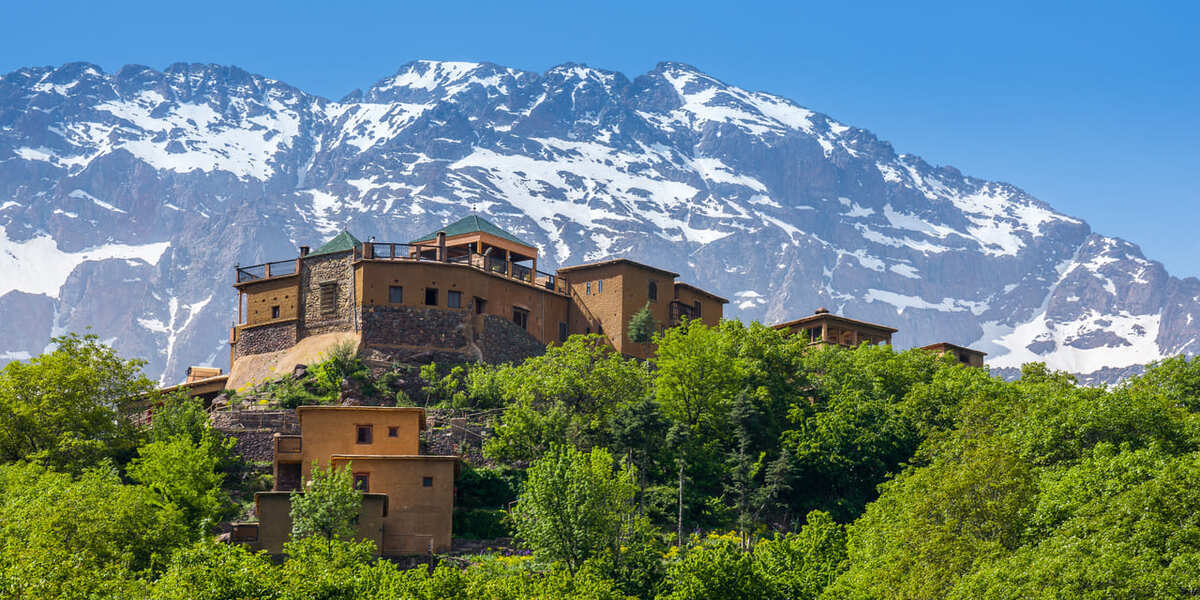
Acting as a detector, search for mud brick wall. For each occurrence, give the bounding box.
[300,252,356,337]
[235,321,298,358]
[479,314,547,364]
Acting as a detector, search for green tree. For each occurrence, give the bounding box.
[484,335,651,464]
[0,462,190,597]
[658,534,767,600]
[151,537,279,600]
[128,433,234,536]
[0,333,149,472]
[653,320,743,545]
[628,303,656,355]
[512,445,639,575]
[290,462,363,543]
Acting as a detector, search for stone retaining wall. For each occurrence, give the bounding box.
[211,409,300,434]
[223,429,278,463]
[479,314,548,364]
[235,322,298,358]
[362,305,468,349]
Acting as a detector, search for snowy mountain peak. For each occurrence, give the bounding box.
[0,59,1193,385]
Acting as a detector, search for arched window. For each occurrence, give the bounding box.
[648,281,658,302]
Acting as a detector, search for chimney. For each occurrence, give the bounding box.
[299,245,310,257]
[436,231,447,262]
[814,307,830,314]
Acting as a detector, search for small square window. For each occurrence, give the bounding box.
[388,286,403,304]
[388,426,399,437]
[271,305,280,319]
[448,290,462,308]
[425,288,438,306]
[512,307,529,329]
[356,425,372,444]
[422,476,433,487]
[353,473,370,492]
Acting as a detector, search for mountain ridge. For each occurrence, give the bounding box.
[0,59,1194,384]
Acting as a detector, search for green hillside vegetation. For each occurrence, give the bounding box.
[5,324,1200,598]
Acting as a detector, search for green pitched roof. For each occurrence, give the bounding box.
[310,231,362,257]
[410,215,534,248]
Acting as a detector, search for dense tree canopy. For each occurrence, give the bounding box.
[4,329,1200,599]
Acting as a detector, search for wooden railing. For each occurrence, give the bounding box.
[354,242,568,293]
[236,259,298,282]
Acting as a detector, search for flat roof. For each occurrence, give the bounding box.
[773,312,899,334]
[920,342,987,356]
[556,258,679,278]
[330,454,459,461]
[297,405,428,430]
[674,282,729,304]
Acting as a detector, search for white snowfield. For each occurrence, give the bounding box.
[0,226,169,298]
[3,60,1190,381]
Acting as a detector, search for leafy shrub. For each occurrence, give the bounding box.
[454,508,513,539]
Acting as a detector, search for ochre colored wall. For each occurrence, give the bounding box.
[564,263,673,359]
[295,407,424,479]
[331,456,457,554]
[251,492,386,555]
[354,260,569,346]
[242,276,300,326]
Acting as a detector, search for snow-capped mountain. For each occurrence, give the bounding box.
[1,59,1195,384]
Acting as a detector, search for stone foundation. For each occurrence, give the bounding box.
[479,314,548,364]
[362,305,469,349]
[235,322,298,358]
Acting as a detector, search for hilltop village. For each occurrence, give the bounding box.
[161,215,986,558]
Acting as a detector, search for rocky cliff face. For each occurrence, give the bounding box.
[1,60,1195,384]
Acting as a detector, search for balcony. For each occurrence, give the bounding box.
[235,259,298,283]
[354,242,568,294]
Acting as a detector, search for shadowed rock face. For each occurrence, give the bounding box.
[1,60,1196,384]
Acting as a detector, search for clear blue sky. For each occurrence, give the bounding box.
[5,1,1197,276]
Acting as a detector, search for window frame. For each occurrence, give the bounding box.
[388,285,403,304]
[424,288,438,306]
[353,472,370,492]
[387,426,399,437]
[355,424,373,445]
[319,281,338,315]
[447,290,462,309]
[422,476,434,488]
[512,306,530,330]
[648,281,658,302]
[271,305,280,319]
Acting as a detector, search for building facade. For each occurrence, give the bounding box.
[227,216,726,388]
[234,406,458,556]
[772,307,987,367]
